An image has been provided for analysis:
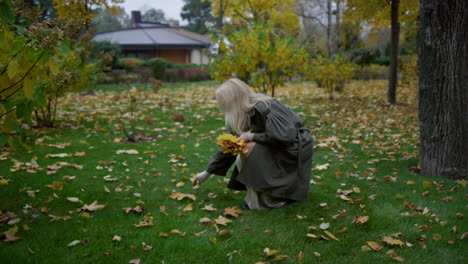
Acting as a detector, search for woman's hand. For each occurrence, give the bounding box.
[237,132,254,142]
[193,171,210,186]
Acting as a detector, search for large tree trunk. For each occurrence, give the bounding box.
[418,0,468,178]
[387,0,400,104]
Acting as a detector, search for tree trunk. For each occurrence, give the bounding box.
[217,0,224,30]
[334,0,340,54]
[418,0,468,178]
[387,0,400,104]
[327,0,332,57]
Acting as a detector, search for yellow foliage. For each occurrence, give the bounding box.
[216,133,248,155]
[53,0,124,24]
[207,0,299,32]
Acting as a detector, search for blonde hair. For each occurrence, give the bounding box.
[215,78,268,135]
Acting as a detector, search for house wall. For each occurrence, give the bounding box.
[123,48,211,65]
[190,49,210,65]
[159,49,188,64]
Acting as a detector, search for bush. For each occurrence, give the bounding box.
[118,58,143,72]
[374,56,390,66]
[353,64,388,80]
[349,48,377,66]
[147,58,171,79]
[167,63,202,69]
[91,41,121,67]
[163,68,211,82]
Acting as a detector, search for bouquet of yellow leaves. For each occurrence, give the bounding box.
[216,133,248,155]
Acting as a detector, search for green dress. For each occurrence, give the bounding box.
[206,98,314,204]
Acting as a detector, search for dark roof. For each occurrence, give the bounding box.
[92,26,211,49]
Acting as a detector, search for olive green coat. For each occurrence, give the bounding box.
[206,98,313,201]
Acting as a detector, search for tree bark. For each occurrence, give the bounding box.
[418,0,468,178]
[334,0,340,54]
[326,0,332,57]
[217,0,225,30]
[387,0,400,104]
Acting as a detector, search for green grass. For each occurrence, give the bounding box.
[0,81,466,264]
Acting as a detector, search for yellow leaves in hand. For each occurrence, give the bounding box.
[216,134,248,155]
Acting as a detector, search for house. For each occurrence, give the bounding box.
[92,11,211,65]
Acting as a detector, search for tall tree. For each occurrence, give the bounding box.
[141,8,166,23]
[91,7,129,32]
[387,0,399,104]
[53,0,123,27]
[344,0,418,104]
[296,0,342,57]
[418,0,468,178]
[181,0,214,34]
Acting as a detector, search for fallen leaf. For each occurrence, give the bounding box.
[116,149,139,155]
[199,217,211,224]
[67,240,81,247]
[81,201,107,212]
[66,197,80,203]
[169,192,196,201]
[367,241,383,251]
[263,248,280,257]
[352,216,369,225]
[129,259,140,264]
[214,215,232,226]
[112,235,122,242]
[382,236,404,247]
[202,204,218,211]
[133,213,154,227]
[324,230,340,241]
[319,222,330,230]
[223,206,243,218]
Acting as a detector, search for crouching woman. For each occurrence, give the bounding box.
[194,78,313,210]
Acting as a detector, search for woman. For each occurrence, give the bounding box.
[194,78,313,210]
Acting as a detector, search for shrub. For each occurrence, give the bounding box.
[118,58,143,72]
[374,56,390,66]
[353,64,388,80]
[307,55,355,99]
[349,48,377,67]
[91,41,121,67]
[147,57,171,79]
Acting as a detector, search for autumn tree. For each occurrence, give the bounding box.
[206,0,307,97]
[296,0,343,57]
[53,0,123,27]
[91,7,130,32]
[418,0,468,178]
[344,0,418,104]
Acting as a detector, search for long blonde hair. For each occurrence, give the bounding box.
[215,78,268,135]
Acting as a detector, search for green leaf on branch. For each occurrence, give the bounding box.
[23,76,35,99]
[0,2,14,24]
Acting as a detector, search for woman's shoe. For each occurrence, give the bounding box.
[241,203,250,210]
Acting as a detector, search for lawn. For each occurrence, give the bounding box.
[0,80,466,264]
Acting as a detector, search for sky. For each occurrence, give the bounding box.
[118,0,186,23]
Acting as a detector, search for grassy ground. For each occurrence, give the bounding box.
[0,80,466,264]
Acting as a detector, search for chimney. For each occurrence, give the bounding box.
[131,11,141,28]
